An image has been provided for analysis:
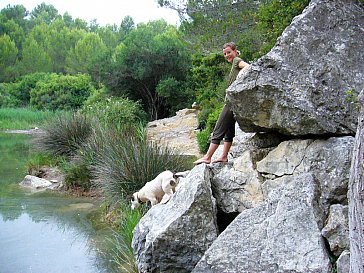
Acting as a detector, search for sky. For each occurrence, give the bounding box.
[0,0,181,26]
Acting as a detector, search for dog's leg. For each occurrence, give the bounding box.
[160,192,173,204]
[150,197,159,206]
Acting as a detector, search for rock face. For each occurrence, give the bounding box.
[133,0,363,271]
[193,173,332,273]
[147,108,201,157]
[227,0,364,136]
[132,164,218,273]
[257,137,354,217]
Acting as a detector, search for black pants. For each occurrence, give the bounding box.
[211,104,235,144]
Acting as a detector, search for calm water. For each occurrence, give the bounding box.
[0,133,110,273]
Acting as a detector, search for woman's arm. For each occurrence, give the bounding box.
[238,60,250,70]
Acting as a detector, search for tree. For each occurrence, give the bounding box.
[66,32,107,74]
[349,90,364,273]
[159,0,309,59]
[0,34,18,81]
[256,0,309,55]
[119,16,135,40]
[159,0,259,54]
[0,4,28,31]
[100,20,192,120]
[20,36,52,74]
[30,3,60,24]
[96,25,120,48]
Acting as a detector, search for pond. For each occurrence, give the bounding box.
[0,132,111,273]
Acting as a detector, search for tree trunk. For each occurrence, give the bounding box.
[349,90,364,273]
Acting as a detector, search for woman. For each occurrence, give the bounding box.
[194,42,250,164]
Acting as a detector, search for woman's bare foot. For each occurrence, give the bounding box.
[193,157,211,165]
[211,157,228,164]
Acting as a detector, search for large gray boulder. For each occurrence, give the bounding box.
[132,164,218,273]
[227,0,364,136]
[193,173,332,273]
[258,136,354,217]
[211,136,353,217]
[211,148,270,213]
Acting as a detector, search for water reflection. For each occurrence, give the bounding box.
[0,133,110,273]
[0,213,99,273]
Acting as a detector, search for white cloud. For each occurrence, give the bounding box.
[0,0,180,26]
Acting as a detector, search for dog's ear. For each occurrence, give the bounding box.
[170,179,176,187]
[131,192,140,210]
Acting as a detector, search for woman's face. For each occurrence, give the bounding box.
[223,46,238,63]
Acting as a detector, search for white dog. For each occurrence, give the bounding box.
[131,170,189,210]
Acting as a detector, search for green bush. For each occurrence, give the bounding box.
[196,104,223,154]
[197,129,211,154]
[15,73,51,106]
[81,95,147,128]
[62,159,92,190]
[36,112,93,158]
[0,83,22,107]
[30,73,95,110]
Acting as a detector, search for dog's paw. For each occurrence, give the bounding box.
[160,193,172,204]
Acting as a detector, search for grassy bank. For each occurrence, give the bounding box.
[0,107,67,130]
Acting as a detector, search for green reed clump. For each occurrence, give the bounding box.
[36,112,93,158]
[102,200,146,273]
[89,124,191,200]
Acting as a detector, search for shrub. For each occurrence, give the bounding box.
[0,83,21,107]
[197,129,211,154]
[30,73,95,110]
[36,112,93,158]
[81,95,147,129]
[62,159,92,190]
[196,104,223,154]
[15,73,51,106]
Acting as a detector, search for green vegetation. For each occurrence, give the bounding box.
[81,95,148,129]
[103,200,146,272]
[27,152,60,175]
[36,112,92,158]
[0,107,62,129]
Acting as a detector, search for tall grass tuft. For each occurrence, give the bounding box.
[36,112,93,158]
[89,123,191,200]
[103,201,146,273]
